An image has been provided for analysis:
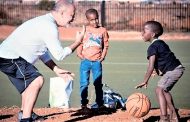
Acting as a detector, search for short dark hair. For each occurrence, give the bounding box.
[144,21,163,37]
[85,8,99,19]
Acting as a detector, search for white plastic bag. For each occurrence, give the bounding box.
[49,76,73,108]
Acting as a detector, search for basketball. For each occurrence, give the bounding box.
[125,93,151,118]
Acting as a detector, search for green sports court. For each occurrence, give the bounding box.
[0,40,189,108]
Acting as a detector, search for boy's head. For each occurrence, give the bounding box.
[85,8,99,28]
[142,21,163,42]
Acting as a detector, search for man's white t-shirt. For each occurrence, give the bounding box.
[0,13,72,64]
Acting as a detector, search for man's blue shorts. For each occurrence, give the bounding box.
[0,57,42,94]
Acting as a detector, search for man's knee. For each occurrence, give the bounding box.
[32,76,44,89]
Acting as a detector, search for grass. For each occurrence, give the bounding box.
[0,41,190,108]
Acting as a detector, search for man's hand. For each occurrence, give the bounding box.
[70,25,86,52]
[53,66,75,80]
[135,82,148,89]
[76,25,86,43]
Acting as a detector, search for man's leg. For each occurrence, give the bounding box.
[0,57,43,121]
[21,76,44,119]
[21,92,25,111]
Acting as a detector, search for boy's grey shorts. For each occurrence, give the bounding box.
[158,65,185,92]
[0,57,42,94]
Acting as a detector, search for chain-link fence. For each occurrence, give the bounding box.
[0,1,190,32]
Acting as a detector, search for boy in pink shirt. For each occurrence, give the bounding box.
[77,8,109,111]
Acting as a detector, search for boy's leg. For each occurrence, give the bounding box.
[80,59,91,106]
[155,86,168,120]
[21,76,44,119]
[92,61,103,107]
[163,92,179,121]
[156,65,185,122]
[162,66,184,121]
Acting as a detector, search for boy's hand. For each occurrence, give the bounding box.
[135,82,148,89]
[99,57,105,62]
[79,55,84,60]
[151,70,157,77]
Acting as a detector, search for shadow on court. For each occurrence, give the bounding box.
[65,108,117,122]
[144,108,190,122]
[144,116,190,122]
[0,114,13,120]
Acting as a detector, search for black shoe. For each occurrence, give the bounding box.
[99,105,107,109]
[97,105,116,115]
[77,105,92,115]
[18,111,45,121]
[20,117,33,122]
[71,106,92,116]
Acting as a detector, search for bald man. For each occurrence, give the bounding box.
[0,0,85,122]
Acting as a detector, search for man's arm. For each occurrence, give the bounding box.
[43,26,86,61]
[44,59,70,74]
[44,59,74,78]
[40,53,74,78]
[40,52,56,70]
[44,59,57,71]
[69,25,86,52]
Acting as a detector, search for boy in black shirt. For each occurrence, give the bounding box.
[135,21,185,122]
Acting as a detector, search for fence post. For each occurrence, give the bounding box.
[100,0,105,27]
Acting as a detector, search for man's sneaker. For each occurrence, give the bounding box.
[18,111,45,121]
[20,117,33,122]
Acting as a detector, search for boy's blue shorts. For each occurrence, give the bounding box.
[0,57,42,94]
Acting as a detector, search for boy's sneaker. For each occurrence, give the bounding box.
[18,111,45,121]
[98,105,108,111]
[97,105,116,114]
[77,105,92,115]
[98,105,107,109]
[159,115,170,122]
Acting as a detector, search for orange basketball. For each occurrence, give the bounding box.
[125,93,151,118]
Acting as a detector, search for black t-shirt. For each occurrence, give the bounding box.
[147,39,181,75]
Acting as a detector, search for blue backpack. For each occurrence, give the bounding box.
[91,84,126,110]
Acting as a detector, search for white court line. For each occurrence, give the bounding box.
[61,62,148,65]
[47,62,190,65]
